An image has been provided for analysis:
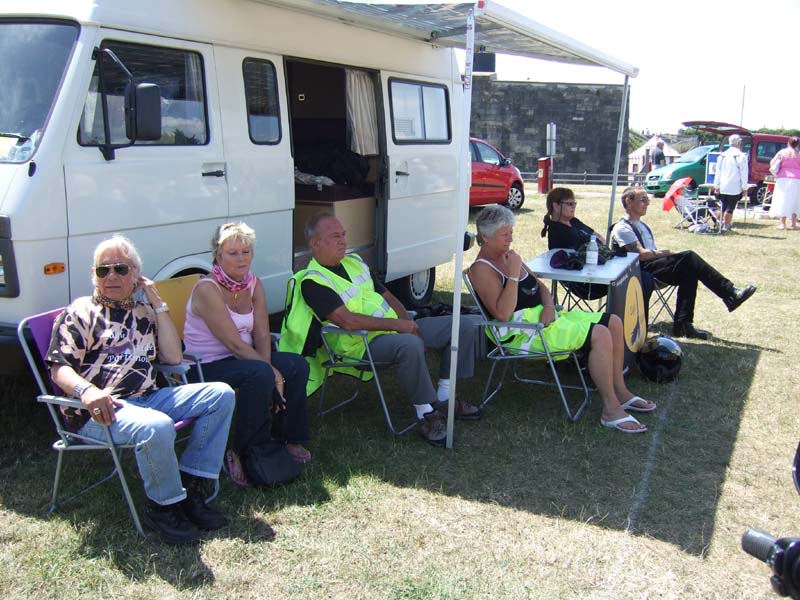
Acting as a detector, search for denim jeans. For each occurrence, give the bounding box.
[77,382,235,505]
[199,352,310,453]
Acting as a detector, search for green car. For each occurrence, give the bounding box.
[644,144,718,197]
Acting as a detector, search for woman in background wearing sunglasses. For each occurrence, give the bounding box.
[469,205,656,434]
[541,187,606,250]
[183,222,310,488]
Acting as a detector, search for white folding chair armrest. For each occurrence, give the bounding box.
[153,362,191,386]
[321,324,370,337]
[37,394,84,409]
[484,319,545,332]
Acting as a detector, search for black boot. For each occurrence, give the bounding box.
[181,473,228,531]
[673,321,710,340]
[142,500,200,545]
[723,284,757,312]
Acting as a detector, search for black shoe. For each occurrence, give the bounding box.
[142,504,201,545]
[181,494,228,531]
[432,399,483,421]
[724,284,757,312]
[672,322,710,340]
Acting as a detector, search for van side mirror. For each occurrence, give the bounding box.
[125,82,161,141]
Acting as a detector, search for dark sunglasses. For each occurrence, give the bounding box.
[95,263,130,278]
[559,201,577,207]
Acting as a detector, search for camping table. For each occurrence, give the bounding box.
[526,249,646,370]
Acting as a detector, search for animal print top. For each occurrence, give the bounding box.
[46,296,160,430]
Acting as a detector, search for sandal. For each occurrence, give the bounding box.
[287,444,312,464]
[620,395,657,413]
[225,449,252,488]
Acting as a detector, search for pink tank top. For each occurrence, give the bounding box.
[778,156,800,179]
[183,277,256,364]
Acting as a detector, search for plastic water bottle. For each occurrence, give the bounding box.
[585,234,599,268]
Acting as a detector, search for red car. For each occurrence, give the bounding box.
[470,137,526,210]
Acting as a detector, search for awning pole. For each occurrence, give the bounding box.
[445,4,477,449]
[607,74,630,237]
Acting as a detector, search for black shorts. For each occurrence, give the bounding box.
[719,193,741,214]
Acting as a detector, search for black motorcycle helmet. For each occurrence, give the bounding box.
[637,335,683,383]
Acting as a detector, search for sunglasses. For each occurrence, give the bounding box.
[559,201,577,207]
[95,263,130,278]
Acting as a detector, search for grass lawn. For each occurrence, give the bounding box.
[1,185,798,599]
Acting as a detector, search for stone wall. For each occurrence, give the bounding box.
[470,77,629,176]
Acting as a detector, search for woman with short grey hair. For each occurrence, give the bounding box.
[475,204,515,245]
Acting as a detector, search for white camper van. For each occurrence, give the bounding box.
[0,0,471,365]
[1,0,638,376]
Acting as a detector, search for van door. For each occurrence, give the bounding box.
[63,30,228,298]
[381,74,458,283]
[213,46,294,310]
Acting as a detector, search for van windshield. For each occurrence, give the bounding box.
[0,20,79,163]
[674,145,716,164]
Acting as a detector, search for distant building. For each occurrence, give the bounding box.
[470,77,629,176]
[628,135,681,174]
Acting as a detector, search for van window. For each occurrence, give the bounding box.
[756,141,783,162]
[0,19,79,162]
[243,58,281,144]
[78,41,208,146]
[389,79,450,143]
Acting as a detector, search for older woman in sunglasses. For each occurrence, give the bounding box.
[183,222,310,488]
[46,235,235,544]
[469,205,656,434]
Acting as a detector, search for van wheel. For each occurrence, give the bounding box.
[388,268,435,308]
[504,183,525,210]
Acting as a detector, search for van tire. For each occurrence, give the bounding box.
[504,183,525,210]
[388,268,435,308]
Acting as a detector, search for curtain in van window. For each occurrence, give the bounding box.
[345,70,378,156]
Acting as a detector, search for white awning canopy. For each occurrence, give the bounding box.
[258,0,638,78]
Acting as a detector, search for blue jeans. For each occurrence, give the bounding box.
[198,352,310,452]
[77,382,235,505]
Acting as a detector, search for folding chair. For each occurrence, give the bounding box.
[18,307,214,538]
[672,189,719,232]
[555,281,607,314]
[462,271,590,422]
[649,278,676,326]
[315,322,418,436]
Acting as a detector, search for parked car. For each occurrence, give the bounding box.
[645,144,717,197]
[470,137,525,209]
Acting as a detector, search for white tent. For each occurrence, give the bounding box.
[264,0,638,447]
[629,135,680,173]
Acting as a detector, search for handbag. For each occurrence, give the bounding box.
[242,441,302,487]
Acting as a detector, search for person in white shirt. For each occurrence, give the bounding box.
[713,134,749,232]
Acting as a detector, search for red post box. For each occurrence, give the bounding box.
[537,157,553,194]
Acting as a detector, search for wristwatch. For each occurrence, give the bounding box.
[154,302,170,314]
[73,380,93,398]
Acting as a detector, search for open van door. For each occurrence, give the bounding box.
[381,73,460,305]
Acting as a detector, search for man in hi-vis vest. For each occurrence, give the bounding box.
[280,213,483,446]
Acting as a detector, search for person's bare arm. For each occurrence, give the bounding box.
[190,280,265,361]
[469,256,522,322]
[50,364,123,426]
[623,241,669,262]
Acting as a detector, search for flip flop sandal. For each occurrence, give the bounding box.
[225,449,252,488]
[601,414,647,433]
[287,445,312,464]
[620,395,657,413]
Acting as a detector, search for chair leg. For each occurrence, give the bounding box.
[49,449,66,513]
[370,367,417,436]
[105,445,145,538]
[317,367,360,417]
[479,360,509,409]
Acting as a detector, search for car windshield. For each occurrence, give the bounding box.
[0,20,79,163]
[674,145,716,164]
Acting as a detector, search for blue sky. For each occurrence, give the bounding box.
[490,0,799,135]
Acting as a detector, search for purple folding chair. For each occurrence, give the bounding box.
[18,308,215,538]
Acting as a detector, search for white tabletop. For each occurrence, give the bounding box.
[526,249,639,285]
